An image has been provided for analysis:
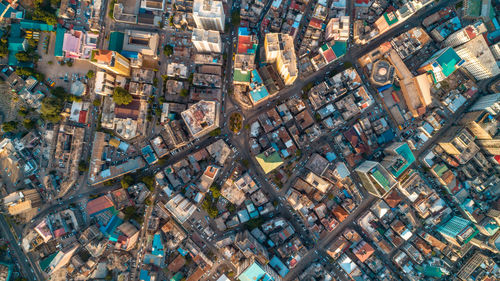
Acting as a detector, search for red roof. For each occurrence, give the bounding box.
[355,0,370,4]
[238,35,252,54]
[333,206,349,222]
[495,155,500,164]
[309,18,323,29]
[86,195,115,216]
[78,110,87,124]
[465,26,477,40]
[322,48,336,63]
[54,228,66,238]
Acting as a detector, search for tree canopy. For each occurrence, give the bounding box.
[2,121,18,132]
[40,97,63,122]
[112,87,133,105]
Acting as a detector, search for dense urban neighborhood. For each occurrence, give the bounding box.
[0,0,499,280]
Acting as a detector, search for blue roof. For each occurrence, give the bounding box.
[140,269,152,281]
[0,2,16,19]
[238,262,275,281]
[390,143,415,178]
[152,233,164,256]
[269,256,289,277]
[238,27,251,36]
[121,50,139,58]
[141,145,158,164]
[250,87,269,104]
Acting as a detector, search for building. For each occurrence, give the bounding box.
[94,71,116,96]
[469,93,500,116]
[122,30,159,58]
[418,47,465,83]
[325,16,350,41]
[90,49,131,77]
[438,126,479,164]
[255,148,283,174]
[41,244,79,274]
[237,261,280,281]
[443,21,487,47]
[2,189,41,216]
[437,216,479,247]
[192,28,222,53]
[264,33,298,86]
[355,161,398,197]
[140,0,164,11]
[180,100,220,138]
[381,142,415,179]
[192,0,225,31]
[454,36,500,80]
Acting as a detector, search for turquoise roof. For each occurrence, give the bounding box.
[108,32,124,53]
[54,26,65,57]
[39,252,58,271]
[331,41,347,57]
[20,19,55,31]
[436,48,462,78]
[8,38,25,51]
[389,143,415,178]
[238,262,275,281]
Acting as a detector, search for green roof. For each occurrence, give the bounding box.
[54,26,65,57]
[436,48,461,78]
[108,31,124,53]
[170,272,183,281]
[383,12,399,26]
[433,164,448,177]
[321,44,329,52]
[233,69,251,83]
[465,0,481,17]
[371,168,391,190]
[39,252,58,271]
[255,151,283,174]
[416,265,443,278]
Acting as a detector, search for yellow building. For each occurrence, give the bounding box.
[264,33,298,85]
[90,49,131,77]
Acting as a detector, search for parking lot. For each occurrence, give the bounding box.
[37,32,94,92]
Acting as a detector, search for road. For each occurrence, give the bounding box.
[0,215,44,281]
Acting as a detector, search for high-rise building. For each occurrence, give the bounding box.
[418,47,465,83]
[191,28,222,53]
[264,33,298,86]
[381,142,416,179]
[443,21,487,47]
[355,161,398,198]
[437,216,479,247]
[459,111,497,140]
[469,93,500,116]
[454,36,500,80]
[90,49,131,77]
[192,0,225,32]
[438,126,479,164]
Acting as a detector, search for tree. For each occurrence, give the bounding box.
[32,8,57,25]
[163,44,173,57]
[141,175,155,191]
[18,107,29,117]
[112,87,133,105]
[121,174,134,189]
[15,52,31,62]
[209,128,221,137]
[2,121,17,132]
[40,97,63,123]
[22,118,35,129]
[78,160,89,172]
[15,67,35,77]
[86,70,95,79]
[231,10,241,26]
[179,88,189,97]
[210,185,221,199]
[226,202,236,213]
[93,99,101,107]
